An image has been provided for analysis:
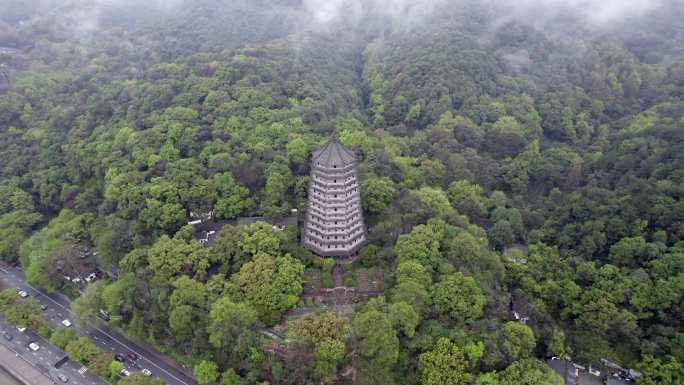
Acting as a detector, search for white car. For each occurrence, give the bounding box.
[17,290,28,298]
[28,342,40,351]
[17,326,26,332]
[71,277,82,283]
[61,319,72,327]
[142,368,152,376]
[85,273,97,283]
[120,369,131,377]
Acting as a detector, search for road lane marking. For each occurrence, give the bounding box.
[91,326,190,385]
[11,278,191,385]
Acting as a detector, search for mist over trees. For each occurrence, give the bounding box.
[1,0,684,384]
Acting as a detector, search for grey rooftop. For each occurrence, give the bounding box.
[311,134,357,168]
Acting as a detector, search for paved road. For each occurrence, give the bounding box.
[0,315,106,385]
[0,264,198,385]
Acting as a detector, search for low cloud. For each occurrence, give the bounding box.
[5,0,678,48]
[495,0,667,27]
[301,0,670,31]
[301,0,448,30]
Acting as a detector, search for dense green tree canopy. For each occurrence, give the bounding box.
[431,272,486,322]
[234,252,304,325]
[498,359,563,385]
[419,338,472,385]
[2,1,684,384]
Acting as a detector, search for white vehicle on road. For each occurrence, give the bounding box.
[142,368,152,376]
[17,290,28,298]
[17,326,26,332]
[28,342,40,351]
[85,273,97,283]
[120,368,131,377]
[61,319,72,327]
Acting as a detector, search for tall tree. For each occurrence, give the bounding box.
[234,252,304,325]
[354,309,399,385]
[431,273,486,322]
[419,338,472,385]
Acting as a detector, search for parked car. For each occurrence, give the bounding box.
[142,368,152,376]
[119,368,131,377]
[28,342,40,351]
[61,319,72,328]
[2,332,12,341]
[40,303,47,311]
[16,326,26,332]
[127,352,139,361]
[85,273,97,283]
[57,374,69,383]
[71,277,81,283]
[114,353,126,362]
[17,290,28,298]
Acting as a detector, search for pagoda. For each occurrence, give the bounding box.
[302,134,367,257]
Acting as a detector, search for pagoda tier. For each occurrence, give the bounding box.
[302,135,367,257]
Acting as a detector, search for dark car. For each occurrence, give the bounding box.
[127,352,139,361]
[114,353,126,362]
[2,332,12,341]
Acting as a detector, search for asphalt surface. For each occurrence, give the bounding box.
[0,264,198,385]
[0,315,106,385]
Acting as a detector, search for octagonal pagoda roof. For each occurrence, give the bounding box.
[311,134,357,168]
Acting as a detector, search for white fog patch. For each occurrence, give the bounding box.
[301,0,448,29]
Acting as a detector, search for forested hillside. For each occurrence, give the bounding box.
[1,0,683,384]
